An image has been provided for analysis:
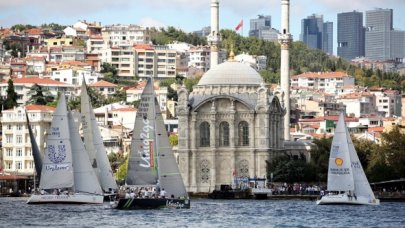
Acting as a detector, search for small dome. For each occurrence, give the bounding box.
[197,61,263,86]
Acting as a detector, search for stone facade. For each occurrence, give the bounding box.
[176,64,285,193]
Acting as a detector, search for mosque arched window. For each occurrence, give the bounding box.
[219,121,230,147]
[238,121,249,146]
[200,122,210,147]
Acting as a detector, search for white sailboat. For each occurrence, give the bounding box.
[316,113,380,205]
[80,79,118,194]
[113,78,190,209]
[27,94,104,204]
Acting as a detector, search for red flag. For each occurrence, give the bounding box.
[235,20,243,31]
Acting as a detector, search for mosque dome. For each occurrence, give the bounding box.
[197,61,263,86]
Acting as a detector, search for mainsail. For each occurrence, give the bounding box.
[126,78,158,186]
[327,113,354,192]
[81,79,117,192]
[126,78,188,198]
[39,94,74,190]
[26,112,42,180]
[68,111,103,194]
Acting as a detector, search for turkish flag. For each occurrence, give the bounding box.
[235,20,243,31]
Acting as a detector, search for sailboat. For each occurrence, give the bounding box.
[26,112,42,182]
[80,79,118,196]
[113,78,190,209]
[316,113,380,205]
[27,94,104,204]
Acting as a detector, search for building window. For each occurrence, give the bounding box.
[16,161,22,170]
[6,148,13,157]
[200,122,210,147]
[238,121,249,146]
[17,124,23,131]
[16,148,22,156]
[6,135,13,144]
[7,124,12,130]
[219,121,230,147]
[16,135,23,144]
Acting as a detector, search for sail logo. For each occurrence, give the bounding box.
[138,118,154,168]
[335,157,343,166]
[48,144,67,164]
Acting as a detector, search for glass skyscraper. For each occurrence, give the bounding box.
[337,11,365,60]
[300,14,333,54]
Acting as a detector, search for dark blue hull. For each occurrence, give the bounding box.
[114,198,190,210]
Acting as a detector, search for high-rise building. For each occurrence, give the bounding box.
[300,14,323,50]
[300,14,333,54]
[323,22,333,54]
[249,15,271,37]
[365,8,405,61]
[337,11,365,60]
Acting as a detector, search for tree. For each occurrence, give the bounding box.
[309,137,332,182]
[266,153,315,183]
[3,79,18,109]
[27,83,54,105]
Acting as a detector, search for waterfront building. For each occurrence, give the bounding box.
[176,57,285,193]
[337,11,365,60]
[1,105,54,175]
[0,77,75,106]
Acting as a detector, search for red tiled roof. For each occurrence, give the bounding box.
[292,71,350,79]
[60,60,89,67]
[368,127,385,133]
[25,56,46,61]
[299,116,358,123]
[26,105,56,111]
[112,107,137,112]
[90,80,117,87]
[2,77,67,85]
[134,44,154,50]
[338,92,373,99]
[126,80,159,90]
[26,28,43,36]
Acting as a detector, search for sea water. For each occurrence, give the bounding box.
[0,197,404,227]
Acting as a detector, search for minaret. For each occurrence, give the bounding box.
[278,0,292,141]
[208,0,220,69]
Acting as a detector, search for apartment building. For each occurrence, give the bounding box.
[291,72,355,95]
[134,44,176,80]
[89,80,118,97]
[337,92,376,117]
[0,77,75,106]
[101,46,135,79]
[1,105,54,175]
[102,24,151,47]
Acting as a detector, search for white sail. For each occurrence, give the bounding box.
[327,113,354,192]
[126,78,188,199]
[126,78,159,186]
[81,80,117,192]
[68,111,103,194]
[346,126,376,199]
[39,94,74,190]
[155,97,188,198]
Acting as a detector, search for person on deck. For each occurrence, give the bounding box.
[160,188,167,198]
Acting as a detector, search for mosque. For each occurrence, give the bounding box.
[176,0,306,193]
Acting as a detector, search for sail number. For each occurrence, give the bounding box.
[138,118,154,168]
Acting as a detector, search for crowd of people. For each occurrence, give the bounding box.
[118,186,173,199]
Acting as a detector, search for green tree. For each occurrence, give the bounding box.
[3,79,18,109]
[26,83,54,105]
[266,153,315,183]
[309,137,332,182]
[115,157,128,183]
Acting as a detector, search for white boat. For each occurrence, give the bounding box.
[80,79,118,194]
[27,94,104,204]
[113,78,190,209]
[316,113,380,205]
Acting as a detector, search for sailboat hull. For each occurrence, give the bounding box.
[27,193,104,204]
[316,193,380,205]
[113,198,191,210]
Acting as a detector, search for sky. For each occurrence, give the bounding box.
[1,0,405,54]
